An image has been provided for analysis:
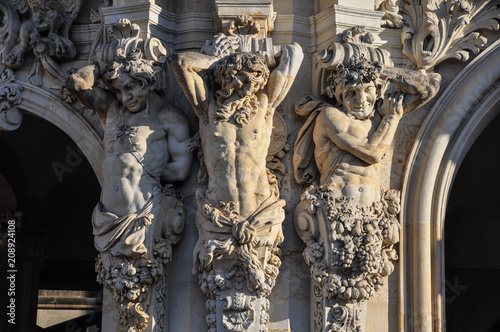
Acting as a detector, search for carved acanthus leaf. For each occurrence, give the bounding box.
[376,0,404,28]
[0,69,23,131]
[401,0,500,71]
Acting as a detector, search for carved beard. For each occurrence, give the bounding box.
[215,89,260,126]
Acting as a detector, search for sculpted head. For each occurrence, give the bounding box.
[214,52,270,99]
[327,55,385,120]
[103,49,163,113]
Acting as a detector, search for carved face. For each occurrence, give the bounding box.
[342,82,377,120]
[111,74,149,113]
[215,53,269,100]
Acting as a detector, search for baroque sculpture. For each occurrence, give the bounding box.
[0,0,84,85]
[66,19,192,332]
[171,18,303,332]
[293,27,440,332]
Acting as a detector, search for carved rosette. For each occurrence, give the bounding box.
[296,187,400,331]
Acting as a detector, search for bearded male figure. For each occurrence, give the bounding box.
[293,51,440,332]
[172,33,303,331]
[66,27,192,330]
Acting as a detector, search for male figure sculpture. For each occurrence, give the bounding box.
[66,22,192,331]
[293,42,440,331]
[172,33,303,331]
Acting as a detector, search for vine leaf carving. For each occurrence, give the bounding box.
[401,0,500,71]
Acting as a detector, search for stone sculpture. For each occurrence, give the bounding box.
[3,0,83,68]
[66,19,192,332]
[0,0,84,86]
[293,27,440,332]
[171,23,303,332]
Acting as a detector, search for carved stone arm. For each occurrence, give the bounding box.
[380,66,441,114]
[267,42,304,109]
[322,97,403,165]
[66,64,112,120]
[171,52,220,118]
[160,108,193,183]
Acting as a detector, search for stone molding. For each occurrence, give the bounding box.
[215,0,276,38]
[401,37,500,332]
[100,3,214,51]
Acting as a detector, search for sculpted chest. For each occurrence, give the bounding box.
[103,109,165,155]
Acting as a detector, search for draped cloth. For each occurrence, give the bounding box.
[92,191,161,259]
[193,193,286,272]
[293,95,347,186]
[293,95,326,185]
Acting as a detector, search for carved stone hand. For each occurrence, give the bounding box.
[378,92,404,118]
[201,33,240,58]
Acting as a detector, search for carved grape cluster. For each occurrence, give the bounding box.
[301,187,401,302]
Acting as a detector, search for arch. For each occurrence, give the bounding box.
[401,39,500,331]
[17,83,104,185]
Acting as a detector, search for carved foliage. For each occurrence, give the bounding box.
[0,69,23,131]
[401,0,500,70]
[95,232,180,331]
[376,0,403,28]
[300,187,400,303]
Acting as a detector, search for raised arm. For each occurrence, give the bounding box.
[267,42,304,108]
[66,64,113,122]
[160,108,193,183]
[170,52,218,118]
[321,94,404,164]
[380,66,441,114]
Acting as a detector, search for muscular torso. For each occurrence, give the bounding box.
[313,107,382,206]
[200,92,273,218]
[101,101,169,216]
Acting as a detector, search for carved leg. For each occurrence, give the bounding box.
[5,21,36,68]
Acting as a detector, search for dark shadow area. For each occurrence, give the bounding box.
[0,113,101,331]
[445,113,500,332]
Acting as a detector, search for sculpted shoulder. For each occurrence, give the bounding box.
[159,106,190,129]
[315,105,351,134]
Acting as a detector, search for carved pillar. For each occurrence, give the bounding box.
[65,19,192,332]
[101,2,174,44]
[171,13,303,332]
[293,26,440,332]
[215,0,276,38]
[310,0,383,51]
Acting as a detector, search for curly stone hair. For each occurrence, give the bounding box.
[326,54,386,106]
[214,52,270,97]
[103,48,164,92]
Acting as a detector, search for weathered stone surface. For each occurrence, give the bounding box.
[171,25,303,332]
[66,19,193,332]
[292,27,440,332]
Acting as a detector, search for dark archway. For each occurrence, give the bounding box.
[445,113,500,332]
[0,113,101,331]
